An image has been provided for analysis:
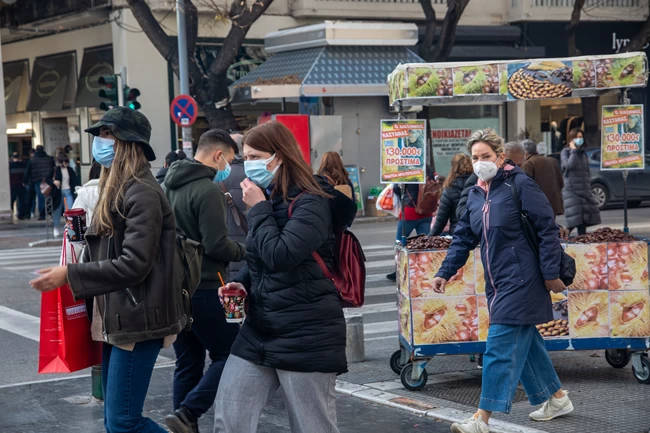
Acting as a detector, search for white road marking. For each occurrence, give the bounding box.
[0,305,40,341]
[363,320,397,335]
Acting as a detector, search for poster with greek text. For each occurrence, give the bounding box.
[429,118,500,177]
[601,105,644,170]
[380,120,426,184]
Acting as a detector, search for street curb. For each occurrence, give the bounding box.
[28,239,62,248]
[353,216,398,224]
[335,380,550,433]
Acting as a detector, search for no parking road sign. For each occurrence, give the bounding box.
[170,94,198,127]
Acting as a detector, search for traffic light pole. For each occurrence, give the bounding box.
[176,0,193,158]
[118,66,126,107]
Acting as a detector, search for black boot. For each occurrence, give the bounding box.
[165,407,199,433]
[386,272,396,282]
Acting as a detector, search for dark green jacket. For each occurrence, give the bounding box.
[164,159,246,285]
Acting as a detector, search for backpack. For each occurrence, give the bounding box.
[510,175,576,287]
[288,195,366,308]
[174,228,204,330]
[414,178,441,215]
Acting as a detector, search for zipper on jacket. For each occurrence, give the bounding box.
[102,240,111,342]
[125,288,138,306]
[481,183,498,315]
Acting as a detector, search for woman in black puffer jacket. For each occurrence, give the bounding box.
[214,121,356,433]
[430,153,473,236]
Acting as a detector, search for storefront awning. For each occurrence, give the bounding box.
[27,52,76,112]
[231,46,423,101]
[75,45,113,108]
[3,60,28,115]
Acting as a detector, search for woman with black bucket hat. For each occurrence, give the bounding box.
[30,107,185,433]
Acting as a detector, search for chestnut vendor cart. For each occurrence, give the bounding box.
[385,51,650,391]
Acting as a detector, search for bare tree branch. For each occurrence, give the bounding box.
[418,0,437,62]
[125,0,178,69]
[430,0,469,62]
[623,15,650,52]
[206,0,274,96]
[566,0,585,56]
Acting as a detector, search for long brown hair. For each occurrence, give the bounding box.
[567,128,584,146]
[318,151,350,186]
[94,140,150,236]
[243,121,330,201]
[444,153,473,189]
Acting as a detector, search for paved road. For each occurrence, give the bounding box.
[0,209,649,433]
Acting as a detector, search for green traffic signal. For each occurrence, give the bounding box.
[98,75,118,111]
[124,86,141,111]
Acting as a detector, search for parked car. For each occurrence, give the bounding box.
[551,148,650,210]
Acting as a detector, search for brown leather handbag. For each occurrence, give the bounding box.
[40,168,56,196]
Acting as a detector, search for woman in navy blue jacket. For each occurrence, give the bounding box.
[432,129,573,433]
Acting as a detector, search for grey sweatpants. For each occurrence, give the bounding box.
[213,355,340,433]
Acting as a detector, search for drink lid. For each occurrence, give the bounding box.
[64,208,86,217]
[223,287,246,297]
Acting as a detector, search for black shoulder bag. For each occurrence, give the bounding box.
[510,177,576,287]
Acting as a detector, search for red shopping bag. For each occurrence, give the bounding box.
[38,232,102,373]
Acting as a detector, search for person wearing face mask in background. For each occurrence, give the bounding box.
[432,128,573,433]
[30,107,184,433]
[219,133,249,276]
[561,128,601,236]
[213,121,356,433]
[163,129,246,433]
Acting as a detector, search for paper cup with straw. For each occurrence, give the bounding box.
[219,272,246,323]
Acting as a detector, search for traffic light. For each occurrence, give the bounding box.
[124,86,141,111]
[98,75,118,111]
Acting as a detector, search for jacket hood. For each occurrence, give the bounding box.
[164,159,217,190]
[315,174,357,229]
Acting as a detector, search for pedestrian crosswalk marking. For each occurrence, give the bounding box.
[0,247,60,271]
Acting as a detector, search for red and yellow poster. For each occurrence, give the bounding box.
[380,119,426,184]
[601,105,644,170]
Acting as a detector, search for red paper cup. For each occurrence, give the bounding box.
[63,208,87,243]
[222,287,246,323]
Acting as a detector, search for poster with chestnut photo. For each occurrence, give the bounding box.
[412,296,478,345]
[453,64,500,96]
[407,250,475,298]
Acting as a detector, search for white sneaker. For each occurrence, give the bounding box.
[53,228,60,238]
[529,391,574,421]
[450,415,489,433]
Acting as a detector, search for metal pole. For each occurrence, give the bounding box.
[620,88,631,234]
[623,170,629,234]
[177,0,193,158]
[118,66,126,107]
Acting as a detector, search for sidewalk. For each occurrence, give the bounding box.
[339,342,650,433]
[0,365,450,433]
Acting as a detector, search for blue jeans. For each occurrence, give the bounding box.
[33,181,45,218]
[102,339,166,433]
[480,324,562,414]
[53,189,74,229]
[395,217,432,242]
[173,288,239,419]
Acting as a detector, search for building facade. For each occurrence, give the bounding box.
[0,0,647,211]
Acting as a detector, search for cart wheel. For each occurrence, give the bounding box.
[605,349,630,369]
[400,363,428,391]
[632,356,650,384]
[390,350,407,375]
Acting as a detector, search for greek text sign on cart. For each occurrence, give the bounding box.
[170,94,198,127]
[601,105,644,170]
[380,119,426,184]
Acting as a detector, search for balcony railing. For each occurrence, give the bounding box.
[0,0,110,28]
[509,0,648,21]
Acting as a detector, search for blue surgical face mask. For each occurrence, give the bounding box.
[92,136,116,167]
[214,154,231,183]
[574,137,584,147]
[244,154,280,188]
